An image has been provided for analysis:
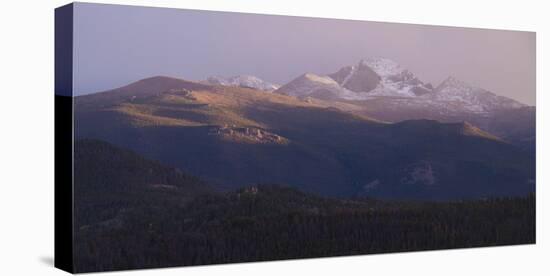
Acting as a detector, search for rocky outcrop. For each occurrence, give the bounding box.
[209,126,288,144]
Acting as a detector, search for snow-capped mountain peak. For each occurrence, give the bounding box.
[328,62,381,94]
[273,58,526,115]
[360,57,404,77]
[327,57,433,97]
[206,75,280,91]
[435,76,495,99]
[428,76,525,113]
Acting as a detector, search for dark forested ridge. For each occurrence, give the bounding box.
[73,140,535,273]
[74,139,210,227]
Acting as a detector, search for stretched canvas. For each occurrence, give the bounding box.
[55,2,536,273]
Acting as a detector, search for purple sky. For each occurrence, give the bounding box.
[73,3,535,105]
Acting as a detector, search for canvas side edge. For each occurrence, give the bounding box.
[54,3,75,274]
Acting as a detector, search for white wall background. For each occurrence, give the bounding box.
[0,0,547,275]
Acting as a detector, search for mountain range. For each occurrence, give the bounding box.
[272,58,534,153]
[275,57,526,113]
[75,59,536,199]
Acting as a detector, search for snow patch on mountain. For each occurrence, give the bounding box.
[206,75,280,91]
[426,76,525,113]
[301,73,339,86]
[361,58,433,97]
